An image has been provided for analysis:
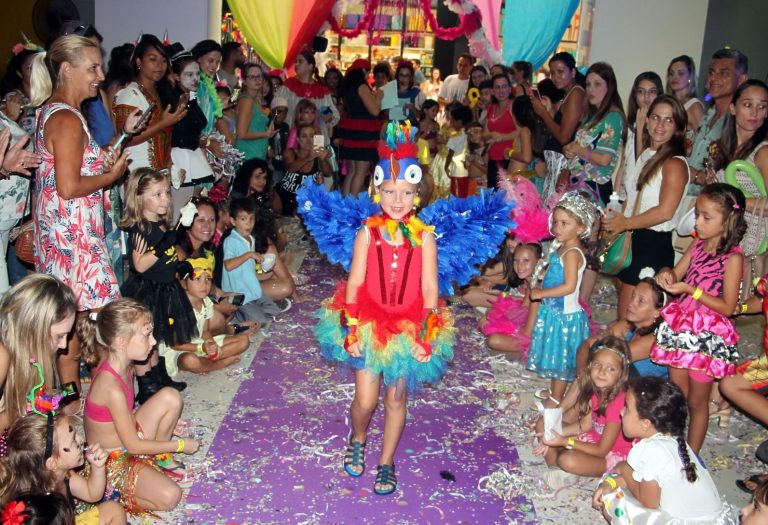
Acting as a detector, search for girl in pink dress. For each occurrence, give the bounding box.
[652,182,746,453]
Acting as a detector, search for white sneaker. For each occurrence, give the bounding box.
[543,468,578,490]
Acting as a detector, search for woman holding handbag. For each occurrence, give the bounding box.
[603,95,689,319]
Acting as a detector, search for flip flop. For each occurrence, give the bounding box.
[534,388,552,400]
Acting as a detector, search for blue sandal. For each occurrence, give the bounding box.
[374,464,397,495]
[342,440,366,477]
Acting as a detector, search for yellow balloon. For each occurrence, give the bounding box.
[467,87,481,108]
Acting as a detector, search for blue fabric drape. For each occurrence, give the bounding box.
[502,0,580,70]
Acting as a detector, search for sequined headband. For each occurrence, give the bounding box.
[553,191,597,238]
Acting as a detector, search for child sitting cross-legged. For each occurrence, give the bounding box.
[157,257,256,379]
[222,198,288,325]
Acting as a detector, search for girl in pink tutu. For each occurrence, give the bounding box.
[481,242,542,355]
[651,182,746,453]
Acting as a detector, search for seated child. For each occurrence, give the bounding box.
[0,413,126,524]
[80,299,200,514]
[466,121,488,193]
[252,213,296,305]
[535,336,633,490]
[222,198,285,324]
[593,376,736,523]
[460,233,519,309]
[481,242,543,355]
[159,257,256,379]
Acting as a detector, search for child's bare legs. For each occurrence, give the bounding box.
[57,311,88,415]
[669,367,710,453]
[132,387,184,510]
[135,387,182,441]
[349,369,381,450]
[178,335,250,373]
[379,383,407,466]
[721,374,768,423]
[557,450,607,476]
[487,334,524,354]
[549,379,568,404]
[96,500,127,524]
[261,275,295,302]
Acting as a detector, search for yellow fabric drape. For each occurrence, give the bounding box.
[229,0,293,68]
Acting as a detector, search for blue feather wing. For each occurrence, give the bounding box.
[296,181,378,271]
[418,190,515,295]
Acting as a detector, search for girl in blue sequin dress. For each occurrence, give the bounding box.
[526,192,596,405]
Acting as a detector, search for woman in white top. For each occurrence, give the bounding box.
[603,95,689,319]
[665,55,705,151]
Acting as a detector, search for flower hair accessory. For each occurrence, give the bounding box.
[638,267,655,280]
[1,500,28,525]
[733,203,741,210]
[89,312,98,321]
[178,201,199,228]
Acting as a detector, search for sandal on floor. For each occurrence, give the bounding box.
[342,440,366,477]
[736,474,768,494]
[374,464,397,495]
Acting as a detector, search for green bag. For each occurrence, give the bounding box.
[599,231,633,275]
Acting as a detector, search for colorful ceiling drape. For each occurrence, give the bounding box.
[229,0,336,68]
[502,0,579,70]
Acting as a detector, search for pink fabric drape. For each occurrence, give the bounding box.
[475,0,502,50]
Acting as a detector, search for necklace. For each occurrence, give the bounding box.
[365,212,434,248]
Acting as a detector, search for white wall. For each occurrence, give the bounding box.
[589,0,709,103]
[95,0,221,61]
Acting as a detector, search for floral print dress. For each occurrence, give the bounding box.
[33,102,120,310]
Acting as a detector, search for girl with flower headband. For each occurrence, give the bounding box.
[651,182,746,453]
[534,335,633,490]
[80,299,199,515]
[0,413,126,523]
[314,122,456,495]
[576,269,669,380]
[158,257,254,377]
[119,168,196,404]
[526,191,596,405]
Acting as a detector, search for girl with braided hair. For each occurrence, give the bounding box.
[593,376,736,523]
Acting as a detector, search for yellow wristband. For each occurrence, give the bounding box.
[692,287,703,300]
[176,438,185,453]
[196,343,205,356]
[741,302,749,314]
[604,476,618,490]
[565,437,575,450]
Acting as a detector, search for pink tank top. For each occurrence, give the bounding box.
[84,362,134,423]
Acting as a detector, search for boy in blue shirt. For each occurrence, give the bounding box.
[222,198,283,324]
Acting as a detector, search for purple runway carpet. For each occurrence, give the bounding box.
[185,249,536,524]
